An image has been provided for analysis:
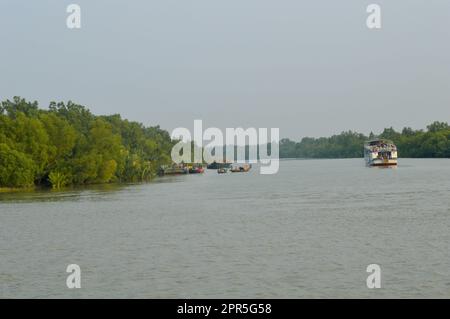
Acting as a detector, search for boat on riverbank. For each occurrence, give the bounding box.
[230,164,252,172]
[159,163,205,175]
[207,161,232,170]
[158,164,189,175]
[188,164,205,174]
[364,139,398,166]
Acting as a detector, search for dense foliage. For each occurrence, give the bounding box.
[280,122,450,159]
[0,97,174,188]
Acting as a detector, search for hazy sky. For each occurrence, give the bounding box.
[1,0,449,139]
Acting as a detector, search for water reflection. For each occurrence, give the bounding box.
[0,175,190,203]
[0,183,127,203]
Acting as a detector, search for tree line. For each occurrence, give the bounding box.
[279,122,450,159]
[0,97,174,189]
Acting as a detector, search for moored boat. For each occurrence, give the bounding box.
[207,161,232,170]
[159,164,189,175]
[217,168,228,174]
[188,164,205,174]
[364,139,398,166]
[230,164,252,172]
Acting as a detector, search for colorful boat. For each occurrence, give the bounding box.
[188,164,205,174]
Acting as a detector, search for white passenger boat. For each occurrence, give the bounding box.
[364,139,398,166]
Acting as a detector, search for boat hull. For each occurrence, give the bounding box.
[230,164,252,172]
[365,158,397,167]
[207,162,232,169]
[158,167,189,175]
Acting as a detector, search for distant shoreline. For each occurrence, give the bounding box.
[279,122,450,159]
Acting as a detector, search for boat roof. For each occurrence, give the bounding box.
[365,138,394,144]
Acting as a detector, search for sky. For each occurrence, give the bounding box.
[0,0,449,140]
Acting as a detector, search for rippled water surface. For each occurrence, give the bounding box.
[1,159,449,298]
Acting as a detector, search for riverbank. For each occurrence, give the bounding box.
[0,186,35,193]
[1,97,174,189]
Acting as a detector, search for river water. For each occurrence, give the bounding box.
[1,158,449,298]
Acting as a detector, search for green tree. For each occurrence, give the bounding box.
[0,143,35,188]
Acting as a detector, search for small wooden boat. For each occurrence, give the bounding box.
[217,168,228,174]
[230,164,252,173]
